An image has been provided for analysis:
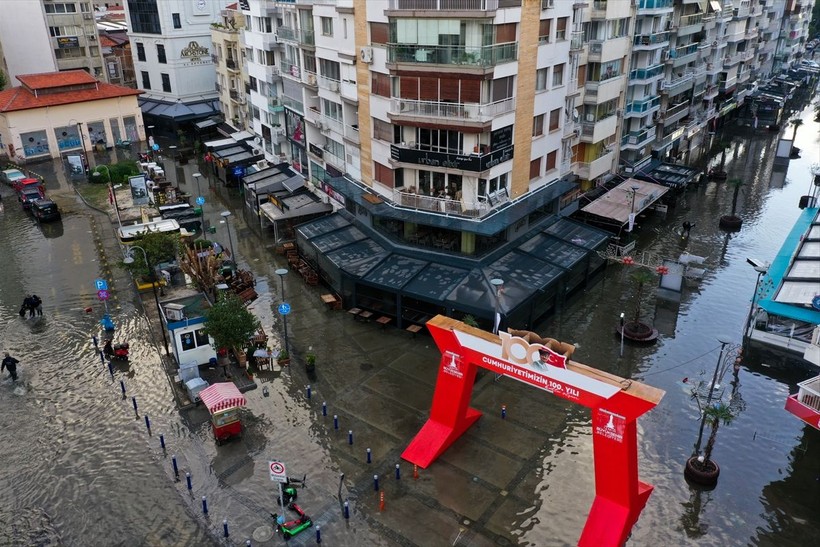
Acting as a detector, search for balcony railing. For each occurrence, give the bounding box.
[226,58,238,70]
[388,0,499,8]
[393,190,465,216]
[625,96,661,115]
[621,126,657,147]
[386,42,517,67]
[633,32,670,47]
[389,97,515,123]
[637,0,674,10]
[795,376,820,411]
[318,74,341,92]
[344,124,360,143]
[629,63,664,81]
[677,13,703,29]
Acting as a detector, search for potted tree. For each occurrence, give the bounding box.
[202,292,261,369]
[305,350,316,373]
[619,268,659,343]
[719,178,745,231]
[277,348,290,366]
[684,402,736,487]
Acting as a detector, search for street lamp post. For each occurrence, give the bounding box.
[275,268,289,355]
[619,312,625,357]
[192,172,207,241]
[124,245,170,355]
[627,185,640,232]
[743,258,768,349]
[93,165,121,227]
[220,211,235,263]
[692,335,732,456]
[167,145,178,186]
[490,278,504,334]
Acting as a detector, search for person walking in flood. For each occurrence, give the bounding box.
[32,294,43,316]
[2,352,19,381]
[20,295,33,318]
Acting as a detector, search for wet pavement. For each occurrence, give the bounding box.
[1,96,819,546]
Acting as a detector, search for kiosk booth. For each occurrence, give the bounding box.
[200,382,246,444]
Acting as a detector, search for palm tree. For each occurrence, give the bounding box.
[700,402,735,469]
[719,178,745,230]
[626,269,655,338]
[789,117,804,142]
[727,178,744,218]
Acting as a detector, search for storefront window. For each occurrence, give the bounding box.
[109,118,122,143]
[54,125,82,151]
[86,120,107,146]
[123,116,138,141]
[285,109,305,146]
[21,130,50,157]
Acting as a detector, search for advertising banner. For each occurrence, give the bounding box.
[129,174,150,206]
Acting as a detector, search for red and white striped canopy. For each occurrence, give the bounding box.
[200,382,246,413]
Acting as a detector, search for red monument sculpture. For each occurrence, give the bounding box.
[402,316,665,547]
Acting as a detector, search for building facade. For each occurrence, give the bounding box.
[124,0,224,134]
[211,4,249,130]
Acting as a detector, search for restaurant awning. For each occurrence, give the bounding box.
[200,382,246,413]
[139,98,220,122]
[580,178,669,225]
[260,197,332,222]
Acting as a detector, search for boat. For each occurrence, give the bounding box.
[745,206,820,368]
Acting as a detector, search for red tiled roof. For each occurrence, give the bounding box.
[99,35,118,48]
[17,70,98,90]
[0,75,142,113]
[226,2,238,9]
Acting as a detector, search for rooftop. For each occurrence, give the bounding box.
[0,71,141,113]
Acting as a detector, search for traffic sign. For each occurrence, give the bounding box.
[269,460,287,483]
[196,196,205,206]
[97,289,110,301]
[94,278,108,291]
[278,303,291,315]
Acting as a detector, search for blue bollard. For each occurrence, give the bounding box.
[348,430,353,445]
[172,455,179,479]
[373,474,379,491]
[333,415,338,430]
[131,396,138,413]
[92,335,98,348]
[322,401,327,416]
[223,518,229,537]
[501,405,507,419]
[343,500,350,519]
[99,351,105,364]
[119,380,126,395]
[186,472,192,490]
[159,434,165,450]
[107,361,114,376]
[202,496,208,515]
[316,525,321,543]
[395,463,401,480]
[306,384,311,399]
[144,415,151,433]
[366,448,371,464]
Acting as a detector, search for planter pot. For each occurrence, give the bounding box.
[684,456,720,487]
[617,321,659,343]
[217,355,230,367]
[277,358,291,366]
[232,347,247,368]
[305,362,316,374]
[719,215,743,231]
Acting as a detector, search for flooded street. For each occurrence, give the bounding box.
[0,99,818,546]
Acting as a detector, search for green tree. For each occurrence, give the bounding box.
[701,402,735,467]
[0,69,8,91]
[789,117,804,143]
[203,292,260,352]
[629,269,655,325]
[121,231,180,280]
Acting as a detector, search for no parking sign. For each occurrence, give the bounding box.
[269,460,287,483]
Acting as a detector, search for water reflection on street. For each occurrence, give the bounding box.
[0,100,817,546]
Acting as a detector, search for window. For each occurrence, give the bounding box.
[319,59,341,81]
[478,172,508,197]
[322,99,343,122]
[374,161,395,187]
[552,63,565,86]
[545,150,557,171]
[136,43,146,62]
[321,17,333,37]
[54,47,85,59]
[179,328,210,352]
[172,13,181,29]
[549,108,561,131]
[157,44,166,64]
[373,119,392,142]
[371,22,389,44]
[141,71,150,89]
[161,73,171,92]
[371,72,390,97]
[44,3,77,13]
[556,17,568,40]
[539,19,551,43]
[536,68,548,91]
[127,0,162,34]
[417,128,462,154]
[532,114,545,137]
[530,158,542,180]
[343,18,348,39]
[491,76,515,102]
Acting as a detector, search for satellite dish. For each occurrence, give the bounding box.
[572,108,580,122]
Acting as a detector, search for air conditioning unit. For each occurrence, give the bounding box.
[315,121,325,130]
[256,159,269,170]
[307,74,317,86]
[251,148,261,155]
[87,34,97,41]
[585,113,595,122]
[329,81,339,92]
[164,303,186,321]
[82,12,92,20]
[360,46,373,64]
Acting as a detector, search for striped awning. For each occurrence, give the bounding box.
[200,382,246,413]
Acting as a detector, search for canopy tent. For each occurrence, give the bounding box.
[580,178,669,226]
[200,382,246,413]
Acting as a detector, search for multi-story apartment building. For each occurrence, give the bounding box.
[0,2,60,85]
[124,0,224,135]
[212,4,249,130]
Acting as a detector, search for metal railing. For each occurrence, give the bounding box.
[386,42,517,66]
[633,31,670,46]
[388,0,499,9]
[796,376,820,412]
[389,97,515,122]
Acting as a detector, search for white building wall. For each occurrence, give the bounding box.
[0,1,58,85]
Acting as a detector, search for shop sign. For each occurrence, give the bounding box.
[57,36,79,49]
[308,143,324,159]
[594,409,626,443]
[181,41,210,62]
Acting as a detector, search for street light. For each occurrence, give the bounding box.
[192,172,207,241]
[275,268,290,355]
[220,211,235,262]
[692,334,732,456]
[124,245,170,355]
[627,185,640,232]
[168,145,178,185]
[490,278,504,334]
[619,312,625,357]
[743,258,769,349]
[92,164,121,227]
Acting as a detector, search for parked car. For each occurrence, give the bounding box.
[1,168,27,187]
[12,177,43,193]
[19,186,45,209]
[31,198,61,222]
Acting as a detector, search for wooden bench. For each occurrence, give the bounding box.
[376,316,392,329]
[406,324,423,337]
[358,310,374,322]
[321,293,341,310]
[348,307,362,318]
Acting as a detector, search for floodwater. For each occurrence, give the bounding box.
[0,98,818,546]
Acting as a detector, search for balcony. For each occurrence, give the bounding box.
[620,126,657,149]
[387,0,501,12]
[267,96,284,113]
[723,53,741,67]
[388,97,515,125]
[637,0,674,12]
[660,71,694,95]
[624,96,661,118]
[629,63,664,84]
[633,31,670,50]
[590,1,607,18]
[266,65,282,82]
[576,150,615,181]
[303,70,319,88]
[318,74,341,93]
[570,31,584,51]
[739,49,755,63]
[579,114,618,144]
[344,124,360,144]
[229,89,243,102]
[583,74,624,103]
[659,101,690,126]
[667,43,698,66]
[676,13,703,35]
[386,42,517,68]
[226,58,239,71]
[389,141,514,173]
